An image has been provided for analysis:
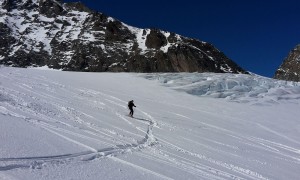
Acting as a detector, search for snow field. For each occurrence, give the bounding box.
[0,67,300,180]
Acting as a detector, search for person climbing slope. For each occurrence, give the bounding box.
[128,100,136,117]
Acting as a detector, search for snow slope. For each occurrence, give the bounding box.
[0,67,300,180]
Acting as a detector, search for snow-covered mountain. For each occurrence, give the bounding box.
[1,67,300,180]
[275,44,300,82]
[0,0,246,73]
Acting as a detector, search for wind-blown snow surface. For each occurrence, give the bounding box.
[0,67,300,180]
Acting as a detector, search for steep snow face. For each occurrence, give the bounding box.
[136,29,151,54]
[0,67,300,180]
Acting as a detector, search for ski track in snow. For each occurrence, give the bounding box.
[0,68,300,179]
[0,69,162,177]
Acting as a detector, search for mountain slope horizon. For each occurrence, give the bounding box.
[0,0,247,73]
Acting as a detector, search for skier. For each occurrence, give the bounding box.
[128,100,136,117]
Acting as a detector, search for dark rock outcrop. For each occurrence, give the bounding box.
[39,0,66,18]
[145,29,168,49]
[274,45,300,82]
[0,0,247,74]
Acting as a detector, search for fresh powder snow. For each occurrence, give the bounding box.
[0,67,300,180]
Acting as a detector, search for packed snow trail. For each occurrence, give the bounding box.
[0,67,300,180]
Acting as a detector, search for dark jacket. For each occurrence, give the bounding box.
[128,101,136,109]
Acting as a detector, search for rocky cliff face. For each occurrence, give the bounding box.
[274,45,300,82]
[0,0,247,73]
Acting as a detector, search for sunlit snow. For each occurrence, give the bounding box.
[0,67,299,180]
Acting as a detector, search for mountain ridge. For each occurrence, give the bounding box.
[274,44,300,82]
[0,0,247,73]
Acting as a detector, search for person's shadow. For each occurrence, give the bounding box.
[133,117,151,123]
